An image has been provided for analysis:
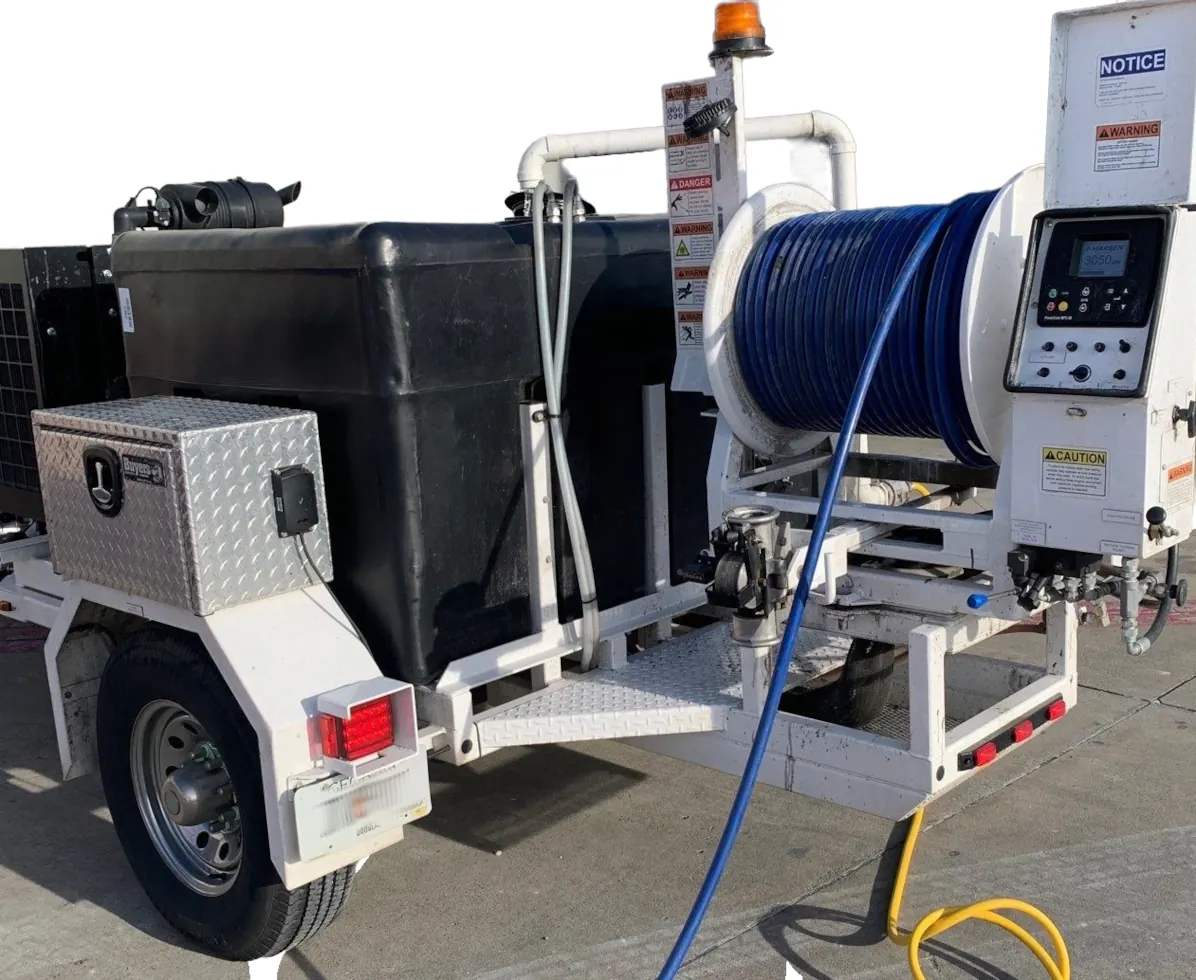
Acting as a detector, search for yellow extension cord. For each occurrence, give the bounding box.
[887,808,1070,980]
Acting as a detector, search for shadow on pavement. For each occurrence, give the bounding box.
[757,819,1018,980]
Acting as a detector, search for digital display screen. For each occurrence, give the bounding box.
[1073,238,1130,278]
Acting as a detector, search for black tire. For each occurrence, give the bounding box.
[97,626,355,960]
[779,639,896,728]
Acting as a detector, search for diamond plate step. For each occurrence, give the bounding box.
[473,621,851,751]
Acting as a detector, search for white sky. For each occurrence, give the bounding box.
[2,0,1115,247]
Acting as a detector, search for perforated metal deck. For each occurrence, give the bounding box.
[473,622,852,751]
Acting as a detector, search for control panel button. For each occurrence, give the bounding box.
[1070,365,1092,382]
[1119,339,1132,353]
[1066,341,1078,352]
[1095,342,1106,352]
[1058,301,1069,312]
[1079,302,1089,312]
[1114,369,1127,380]
[1081,286,1091,297]
[1042,341,1055,352]
[1046,301,1056,312]
[1105,286,1116,296]
[1103,302,1112,312]
[1048,288,1058,299]
[1037,367,1051,378]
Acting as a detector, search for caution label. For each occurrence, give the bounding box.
[1166,459,1195,509]
[1041,446,1108,497]
[676,310,703,347]
[1094,120,1161,172]
[672,220,715,261]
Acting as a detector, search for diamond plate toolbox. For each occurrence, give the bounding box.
[32,396,332,614]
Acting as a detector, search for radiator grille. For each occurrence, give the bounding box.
[0,282,39,494]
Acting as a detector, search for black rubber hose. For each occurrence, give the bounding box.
[1142,545,1179,647]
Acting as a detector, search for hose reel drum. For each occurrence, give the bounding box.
[704,165,1046,465]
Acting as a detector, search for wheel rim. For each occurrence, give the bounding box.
[129,700,243,896]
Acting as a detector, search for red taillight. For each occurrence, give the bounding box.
[974,742,998,767]
[1012,720,1034,743]
[1045,699,1067,722]
[320,695,395,761]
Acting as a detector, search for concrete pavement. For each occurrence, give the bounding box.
[1,571,1194,979]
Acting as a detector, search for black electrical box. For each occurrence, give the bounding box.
[113,217,715,685]
[272,465,319,537]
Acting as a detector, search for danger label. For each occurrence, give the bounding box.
[1042,446,1107,497]
[674,266,709,308]
[668,175,714,218]
[672,220,715,261]
[1094,120,1161,172]
[676,310,703,347]
[1166,459,1195,509]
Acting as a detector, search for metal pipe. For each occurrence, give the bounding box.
[517,111,858,210]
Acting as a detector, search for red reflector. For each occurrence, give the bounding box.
[974,742,998,767]
[1012,720,1034,743]
[319,696,395,762]
[1045,699,1067,722]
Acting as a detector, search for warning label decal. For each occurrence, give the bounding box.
[1094,120,1161,172]
[1041,446,1107,497]
[676,310,703,347]
[1166,459,1195,509]
[672,220,715,261]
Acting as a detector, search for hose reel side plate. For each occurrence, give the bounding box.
[705,182,835,458]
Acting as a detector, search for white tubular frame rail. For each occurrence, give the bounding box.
[517,111,859,210]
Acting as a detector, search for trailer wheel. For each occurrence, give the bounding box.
[96,627,355,960]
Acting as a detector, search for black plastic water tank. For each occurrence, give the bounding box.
[113,217,714,685]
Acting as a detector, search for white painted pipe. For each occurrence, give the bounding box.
[517,110,858,210]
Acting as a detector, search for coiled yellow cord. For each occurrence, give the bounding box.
[887,808,1070,980]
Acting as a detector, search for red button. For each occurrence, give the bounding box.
[1046,301,1056,312]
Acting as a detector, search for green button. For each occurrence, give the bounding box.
[1048,288,1058,299]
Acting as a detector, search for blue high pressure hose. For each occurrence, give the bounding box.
[658,193,990,979]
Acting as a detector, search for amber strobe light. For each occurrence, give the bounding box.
[711,2,772,59]
[714,2,766,42]
[320,695,395,761]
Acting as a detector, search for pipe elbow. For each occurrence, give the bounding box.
[518,136,552,189]
[808,111,858,156]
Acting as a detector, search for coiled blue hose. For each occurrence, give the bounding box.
[734,191,998,467]
[658,194,982,979]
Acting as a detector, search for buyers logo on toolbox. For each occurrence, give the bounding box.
[1100,49,1166,78]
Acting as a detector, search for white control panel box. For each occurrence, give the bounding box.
[1047,1,1196,209]
[1003,208,1196,558]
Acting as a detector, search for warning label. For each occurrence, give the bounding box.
[676,310,703,347]
[1166,459,1195,509]
[668,175,714,218]
[1041,446,1108,497]
[672,220,715,261]
[674,266,709,308]
[664,81,712,175]
[1094,120,1161,172]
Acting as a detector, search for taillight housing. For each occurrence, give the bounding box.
[1045,698,1067,722]
[974,741,998,767]
[320,695,395,761]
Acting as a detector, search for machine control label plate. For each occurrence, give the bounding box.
[1041,446,1108,496]
[1011,519,1047,546]
[1094,120,1161,172]
[117,287,135,334]
[1097,49,1167,107]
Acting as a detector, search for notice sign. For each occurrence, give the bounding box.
[1097,48,1167,107]
[1041,446,1108,497]
[1094,120,1161,172]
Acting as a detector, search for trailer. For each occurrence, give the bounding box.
[1,2,1193,977]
